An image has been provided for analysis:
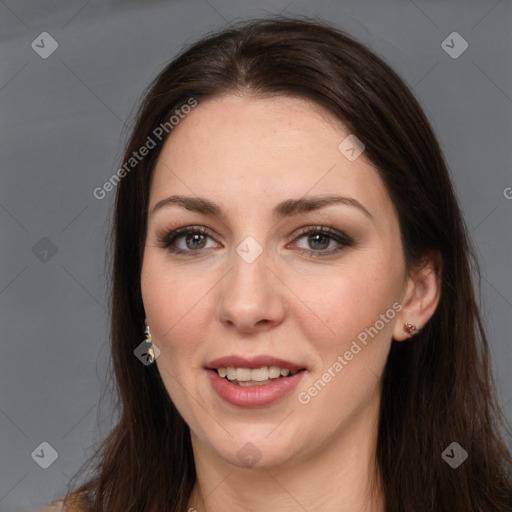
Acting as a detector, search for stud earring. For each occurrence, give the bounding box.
[403,322,417,336]
[144,325,155,363]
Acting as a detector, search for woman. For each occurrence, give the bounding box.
[45,16,512,512]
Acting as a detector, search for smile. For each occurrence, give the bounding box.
[216,366,300,386]
[206,355,307,406]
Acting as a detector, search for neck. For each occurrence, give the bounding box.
[187,394,385,512]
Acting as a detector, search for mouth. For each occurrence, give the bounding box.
[210,365,306,386]
[205,355,307,406]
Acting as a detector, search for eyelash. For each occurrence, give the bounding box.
[157,225,354,258]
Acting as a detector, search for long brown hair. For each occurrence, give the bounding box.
[59,16,512,512]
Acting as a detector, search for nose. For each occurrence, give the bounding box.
[217,247,287,333]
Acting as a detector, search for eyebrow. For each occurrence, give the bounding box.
[150,194,373,221]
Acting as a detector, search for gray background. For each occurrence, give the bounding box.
[1,1,511,510]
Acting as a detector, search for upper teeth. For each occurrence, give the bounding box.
[217,366,295,381]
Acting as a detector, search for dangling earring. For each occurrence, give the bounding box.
[144,325,155,363]
[403,322,417,336]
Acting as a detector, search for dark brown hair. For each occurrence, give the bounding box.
[59,16,512,512]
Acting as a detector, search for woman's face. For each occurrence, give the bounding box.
[141,94,410,469]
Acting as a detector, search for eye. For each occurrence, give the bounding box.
[157,225,354,258]
[291,226,354,257]
[157,226,219,256]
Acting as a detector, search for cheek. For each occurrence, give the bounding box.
[140,259,202,414]
[292,257,402,355]
[141,256,231,434]
[293,269,398,421]
[141,253,211,337]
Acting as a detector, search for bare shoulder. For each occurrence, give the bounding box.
[35,500,65,512]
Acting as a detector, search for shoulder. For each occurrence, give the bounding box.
[35,500,65,512]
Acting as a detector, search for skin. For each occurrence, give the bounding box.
[140,94,441,511]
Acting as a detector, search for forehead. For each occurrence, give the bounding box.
[149,94,394,222]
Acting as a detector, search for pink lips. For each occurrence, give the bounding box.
[206,355,306,407]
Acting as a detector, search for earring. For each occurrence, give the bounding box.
[144,325,155,363]
[403,322,417,336]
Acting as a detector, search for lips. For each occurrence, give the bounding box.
[206,355,307,407]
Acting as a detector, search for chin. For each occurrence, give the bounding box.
[209,429,304,470]
[222,447,294,470]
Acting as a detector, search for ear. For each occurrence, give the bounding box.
[393,251,442,341]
